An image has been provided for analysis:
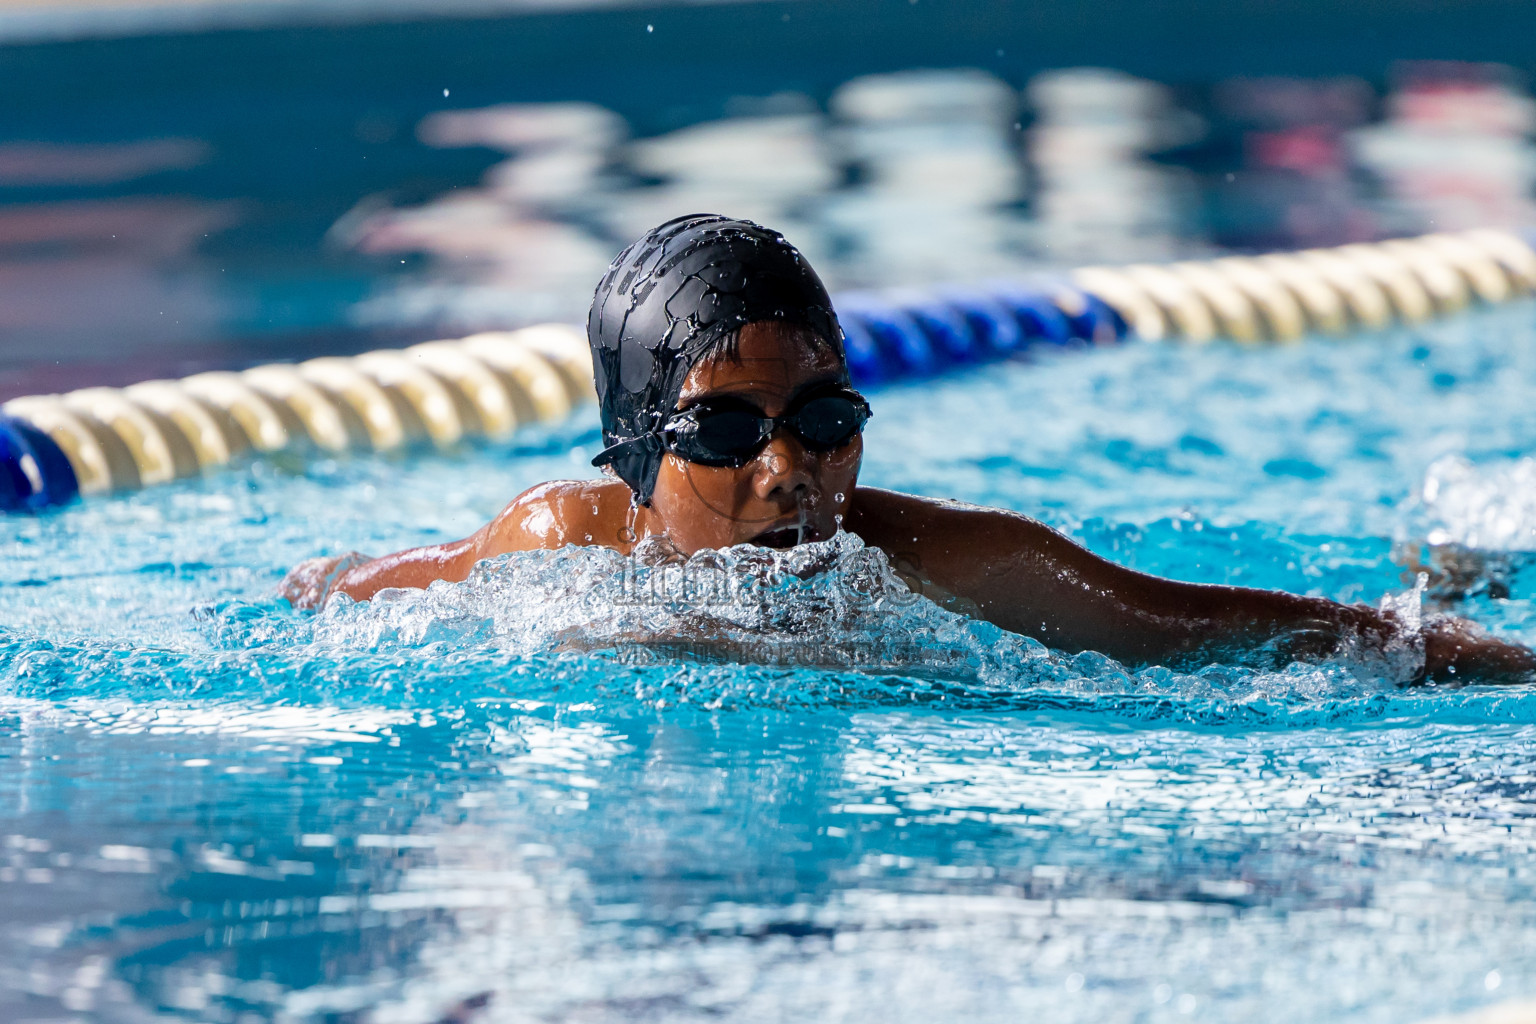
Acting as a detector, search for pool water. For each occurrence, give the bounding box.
[5,304,1536,1022]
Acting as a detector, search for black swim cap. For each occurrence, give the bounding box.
[587,214,844,505]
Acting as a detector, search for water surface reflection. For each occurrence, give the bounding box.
[4,695,1535,1022]
[4,57,1534,398]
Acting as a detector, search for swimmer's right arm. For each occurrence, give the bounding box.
[281,481,600,610]
[281,524,503,611]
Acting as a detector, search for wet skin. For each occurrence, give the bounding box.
[283,322,1536,683]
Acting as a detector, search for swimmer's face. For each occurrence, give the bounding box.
[646,321,862,554]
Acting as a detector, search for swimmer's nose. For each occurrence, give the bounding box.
[752,430,813,502]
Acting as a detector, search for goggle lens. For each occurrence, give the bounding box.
[793,395,864,450]
[693,409,770,461]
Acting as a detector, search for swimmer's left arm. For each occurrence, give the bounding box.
[848,488,1536,682]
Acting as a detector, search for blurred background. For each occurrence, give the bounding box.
[2,0,1534,401]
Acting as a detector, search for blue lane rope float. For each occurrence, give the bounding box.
[0,414,79,514]
[2,228,1534,512]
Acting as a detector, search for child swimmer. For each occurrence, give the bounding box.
[283,215,1535,682]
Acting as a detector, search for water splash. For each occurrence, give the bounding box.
[314,532,1057,687]
[297,532,1454,722]
[1413,454,1536,551]
[1395,455,1536,603]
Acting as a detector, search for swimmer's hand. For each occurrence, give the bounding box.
[281,552,372,611]
[1422,616,1536,683]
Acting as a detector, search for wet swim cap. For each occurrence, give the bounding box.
[588,214,844,505]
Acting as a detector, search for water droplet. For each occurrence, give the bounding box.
[834,492,846,504]
[442,88,450,97]
[646,23,653,32]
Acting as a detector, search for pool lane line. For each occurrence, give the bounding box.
[2,228,1534,513]
[1071,227,1536,346]
[0,325,594,511]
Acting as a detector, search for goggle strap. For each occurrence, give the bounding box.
[590,434,662,469]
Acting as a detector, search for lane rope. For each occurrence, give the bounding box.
[3,228,1533,512]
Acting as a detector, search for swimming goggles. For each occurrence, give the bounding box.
[658,385,872,467]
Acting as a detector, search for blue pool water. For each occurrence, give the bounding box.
[5,304,1536,1022]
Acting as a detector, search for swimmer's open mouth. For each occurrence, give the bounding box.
[749,504,815,549]
[751,526,803,549]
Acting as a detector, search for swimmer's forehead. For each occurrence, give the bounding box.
[678,323,844,403]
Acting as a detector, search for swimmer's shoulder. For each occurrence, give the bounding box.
[480,478,635,555]
[845,486,1056,562]
[847,486,1036,531]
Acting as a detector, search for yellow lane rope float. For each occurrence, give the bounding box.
[1073,229,1533,342]
[1,324,594,504]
